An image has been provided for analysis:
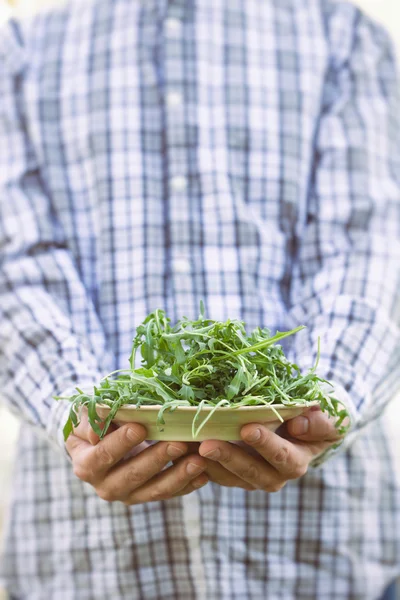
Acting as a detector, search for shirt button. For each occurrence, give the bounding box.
[165,18,182,37]
[172,258,191,273]
[166,91,183,107]
[170,175,187,192]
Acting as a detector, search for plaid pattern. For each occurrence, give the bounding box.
[1,0,400,597]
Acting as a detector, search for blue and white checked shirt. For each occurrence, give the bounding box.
[1,1,400,598]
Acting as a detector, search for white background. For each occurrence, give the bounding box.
[0,1,399,597]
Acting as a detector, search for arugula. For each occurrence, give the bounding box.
[55,305,349,441]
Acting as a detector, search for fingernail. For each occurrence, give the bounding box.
[187,462,204,475]
[292,416,309,436]
[167,444,185,459]
[245,428,261,443]
[89,432,99,446]
[203,448,220,460]
[126,427,139,442]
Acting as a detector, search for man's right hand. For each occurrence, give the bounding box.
[66,410,208,504]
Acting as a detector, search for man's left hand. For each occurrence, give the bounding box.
[197,407,344,492]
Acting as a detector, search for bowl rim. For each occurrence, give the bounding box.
[97,400,320,412]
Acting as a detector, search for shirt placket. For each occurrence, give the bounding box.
[161,1,201,321]
[161,3,208,598]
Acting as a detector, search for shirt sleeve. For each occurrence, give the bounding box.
[0,21,112,452]
[287,5,400,465]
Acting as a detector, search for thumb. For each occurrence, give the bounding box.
[72,407,117,445]
[286,406,344,442]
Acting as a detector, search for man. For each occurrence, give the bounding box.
[0,0,399,598]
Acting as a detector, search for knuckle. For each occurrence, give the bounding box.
[244,484,258,492]
[148,486,165,503]
[96,487,116,503]
[242,463,260,483]
[124,467,143,488]
[327,424,340,440]
[220,450,232,465]
[173,488,189,498]
[266,481,285,493]
[153,447,169,470]
[95,444,114,467]
[273,445,290,466]
[122,496,138,506]
[73,462,91,482]
[65,439,74,455]
[290,462,308,479]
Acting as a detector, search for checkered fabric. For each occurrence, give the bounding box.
[0,0,400,598]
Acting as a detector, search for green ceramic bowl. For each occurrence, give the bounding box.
[96,401,319,441]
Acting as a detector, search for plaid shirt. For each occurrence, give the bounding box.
[1,0,400,598]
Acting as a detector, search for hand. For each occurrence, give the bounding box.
[198,407,344,492]
[66,409,208,504]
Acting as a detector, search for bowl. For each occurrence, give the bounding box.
[96,401,319,441]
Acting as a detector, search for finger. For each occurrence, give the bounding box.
[239,426,309,479]
[65,432,92,461]
[199,440,285,492]
[124,454,208,505]
[72,407,118,445]
[173,473,209,497]
[174,441,254,490]
[286,407,345,442]
[123,440,154,459]
[203,459,256,490]
[99,440,189,499]
[70,422,148,483]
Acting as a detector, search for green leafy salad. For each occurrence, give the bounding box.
[56,302,349,441]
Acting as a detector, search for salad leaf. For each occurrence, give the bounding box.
[56,304,349,441]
